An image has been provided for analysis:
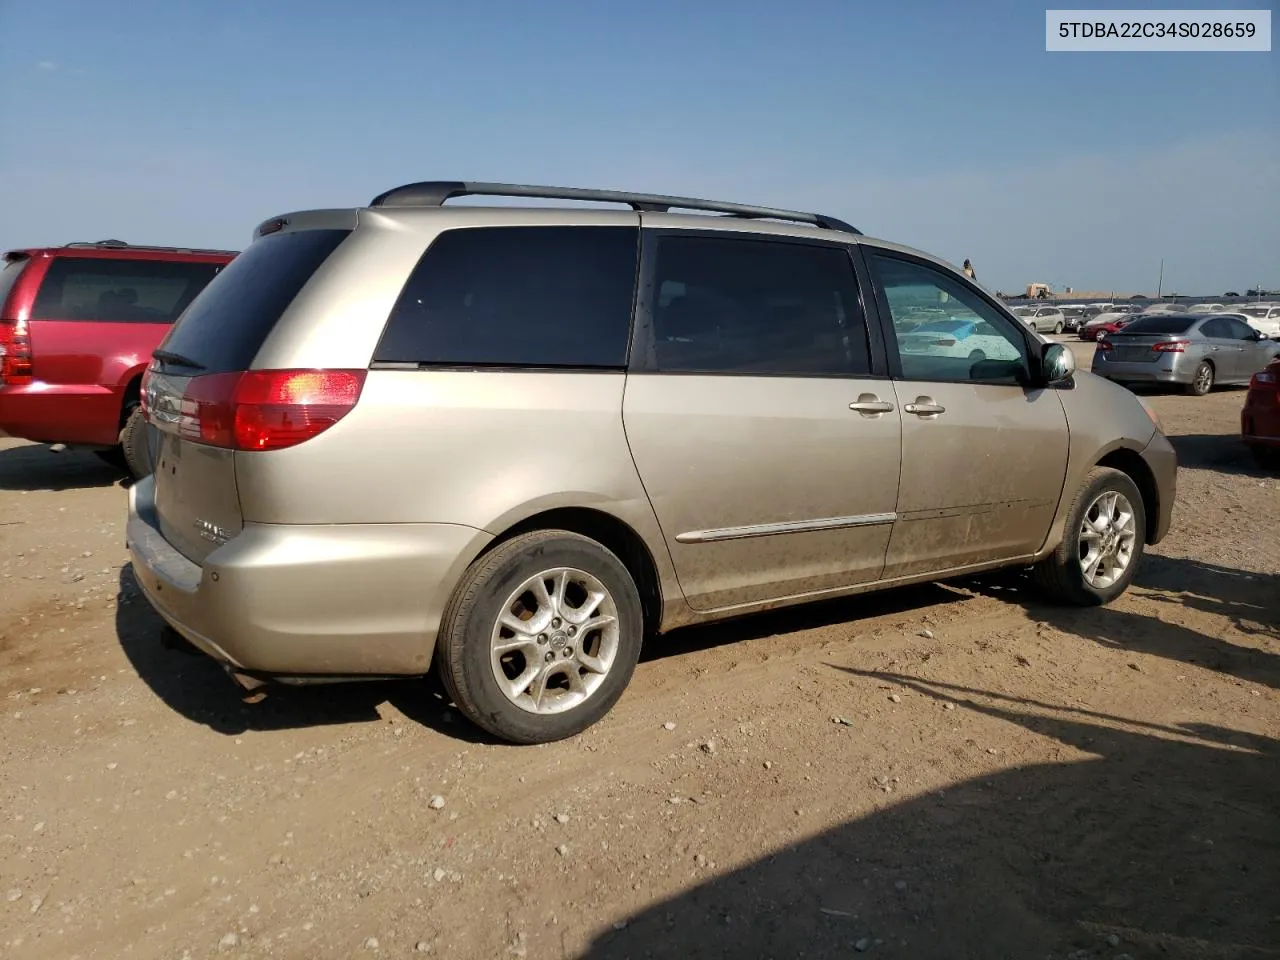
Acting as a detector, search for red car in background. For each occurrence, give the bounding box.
[1079,315,1134,341]
[1243,358,1280,469]
[0,240,236,478]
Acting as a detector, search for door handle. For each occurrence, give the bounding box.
[849,394,895,416]
[904,398,946,417]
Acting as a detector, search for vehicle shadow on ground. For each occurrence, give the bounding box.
[581,672,1280,960]
[968,556,1280,691]
[643,583,970,663]
[113,565,496,743]
[1168,431,1271,476]
[114,563,970,742]
[0,443,127,492]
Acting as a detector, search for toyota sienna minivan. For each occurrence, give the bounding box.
[127,181,1176,744]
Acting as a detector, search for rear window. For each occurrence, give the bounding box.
[373,226,639,368]
[1118,316,1196,335]
[31,257,225,323]
[157,229,349,373]
[0,256,28,315]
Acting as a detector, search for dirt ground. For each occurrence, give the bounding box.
[2,343,1278,960]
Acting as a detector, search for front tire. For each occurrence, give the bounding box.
[435,530,644,744]
[1185,360,1214,396]
[1033,467,1145,606]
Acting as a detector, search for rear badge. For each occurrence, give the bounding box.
[194,519,231,545]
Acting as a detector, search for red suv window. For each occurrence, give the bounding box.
[31,257,225,324]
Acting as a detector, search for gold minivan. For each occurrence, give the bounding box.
[127,182,1176,743]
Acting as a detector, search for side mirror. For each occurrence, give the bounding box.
[1040,342,1076,385]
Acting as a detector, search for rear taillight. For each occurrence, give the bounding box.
[177,369,366,451]
[1250,370,1278,391]
[139,362,155,420]
[0,318,34,385]
[1097,339,1113,352]
[1153,340,1189,353]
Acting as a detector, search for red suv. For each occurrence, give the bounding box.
[0,240,236,478]
[1243,358,1280,469]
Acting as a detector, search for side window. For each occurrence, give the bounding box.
[1199,318,1229,339]
[867,252,1028,384]
[1226,317,1258,340]
[374,226,638,368]
[30,258,225,324]
[647,235,870,376]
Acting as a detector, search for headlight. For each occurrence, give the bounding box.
[1136,396,1163,434]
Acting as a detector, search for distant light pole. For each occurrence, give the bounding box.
[1157,258,1164,299]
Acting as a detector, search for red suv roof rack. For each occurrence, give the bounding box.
[63,240,239,256]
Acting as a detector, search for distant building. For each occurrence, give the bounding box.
[1015,283,1142,301]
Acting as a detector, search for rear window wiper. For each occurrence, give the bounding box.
[152,349,207,371]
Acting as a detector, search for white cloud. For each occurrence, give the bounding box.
[37,61,58,71]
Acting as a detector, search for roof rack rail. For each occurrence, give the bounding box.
[367,181,860,235]
[63,239,239,255]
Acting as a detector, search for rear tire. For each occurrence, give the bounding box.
[120,404,151,480]
[434,530,644,744]
[1184,360,1214,396]
[1033,467,1146,607]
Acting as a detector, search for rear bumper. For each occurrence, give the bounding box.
[1091,357,1187,384]
[126,476,491,676]
[1139,431,1177,545]
[0,382,122,445]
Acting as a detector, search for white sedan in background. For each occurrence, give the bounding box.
[1235,304,1280,339]
[897,318,1024,363]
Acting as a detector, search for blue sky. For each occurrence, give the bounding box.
[1,0,1276,294]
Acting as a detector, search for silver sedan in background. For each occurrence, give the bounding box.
[1013,305,1067,334]
[1092,312,1280,396]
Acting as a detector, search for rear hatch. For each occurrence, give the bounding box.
[1105,315,1198,362]
[144,228,353,563]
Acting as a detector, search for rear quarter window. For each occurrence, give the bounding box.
[31,257,225,323]
[373,226,639,368]
[157,229,350,373]
[0,256,29,315]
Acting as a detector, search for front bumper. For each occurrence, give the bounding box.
[1139,430,1177,545]
[125,476,491,676]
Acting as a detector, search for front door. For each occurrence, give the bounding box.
[863,250,1070,578]
[624,231,901,611]
[1222,314,1278,381]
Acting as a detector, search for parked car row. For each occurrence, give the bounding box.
[1080,302,1280,345]
[2,182,1180,745]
